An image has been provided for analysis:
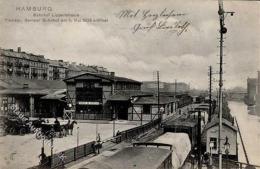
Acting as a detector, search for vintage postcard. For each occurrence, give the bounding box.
[0,0,259,169]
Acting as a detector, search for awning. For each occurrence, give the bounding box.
[134,96,177,105]
[41,94,66,100]
[0,88,51,95]
[108,90,152,102]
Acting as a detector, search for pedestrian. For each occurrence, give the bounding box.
[38,152,47,165]
[58,152,66,168]
[95,133,102,154]
[116,130,121,143]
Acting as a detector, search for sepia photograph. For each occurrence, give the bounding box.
[0,0,259,168]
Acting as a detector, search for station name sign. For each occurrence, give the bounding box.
[77,101,101,105]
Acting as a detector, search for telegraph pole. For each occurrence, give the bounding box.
[209,66,212,122]
[175,79,177,112]
[218,5,224,168]
[198,110,202,169]
[157,71,160,122]
[175,79,177,96]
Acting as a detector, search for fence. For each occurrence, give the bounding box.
[74,113,112,120]
[119,118,161,142]
[40,141,95,168]
[211,157,260,169]
[38,118,161,168]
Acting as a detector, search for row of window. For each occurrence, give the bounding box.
[115,83,140,90]
[0,56,48,68]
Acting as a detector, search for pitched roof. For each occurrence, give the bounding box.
[0,77,66,90]
[0,48,48,63]
[64,72,141,84]
[134,95,177,105]
[47,59,68,68]
[108,90,152,101]
[164,116,197,128]
[204,115,237,131]
[0,88,61,95]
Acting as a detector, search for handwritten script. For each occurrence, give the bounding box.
[116,8,190,35]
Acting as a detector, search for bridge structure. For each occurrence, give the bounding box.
[225,91,247,101]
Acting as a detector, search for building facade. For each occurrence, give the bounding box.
[245,78,257,105]
[47,59,68,80]
[0,47,48,80]
[204,118,238,161]
[0,77,66,117]
[255,71,260,115]
[129,96,177,121]
[0,47,110,81]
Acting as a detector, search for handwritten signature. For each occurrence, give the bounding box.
[116,8,189,35]
[116,8,186,21]
[132,21,190,35]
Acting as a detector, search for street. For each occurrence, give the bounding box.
[0,120,138,169]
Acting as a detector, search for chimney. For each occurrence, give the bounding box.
[110,72,115,77]
[256,71,260,96]
[18,47,21,53]
[23,83,29,89]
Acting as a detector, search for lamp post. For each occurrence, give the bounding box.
[190,154,195,169]
[209,141,214,168]
[113,109,116,137]
[159,107,165,121]
[50,137,53,166]
[77,126,79,148]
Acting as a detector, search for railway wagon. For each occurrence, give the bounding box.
[163,117,198,148]
[152,132,192,169]
[176,94,193,108]
[80,144,172,169]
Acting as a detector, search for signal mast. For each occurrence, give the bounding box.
[217,0,234,168]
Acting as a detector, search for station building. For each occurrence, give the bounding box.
[202,116,238,161]
[129,95,177,121]
[0,77,66,117]
[64,72,142,120]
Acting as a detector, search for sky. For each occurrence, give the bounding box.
[0,0,259,89]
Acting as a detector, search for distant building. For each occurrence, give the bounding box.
[47,59,68,80]
[0,47,110,81]
[0,47,48,80]
[165,82,190,92]
[64,72,142,120]
[66,62,82,78]
[141,81,190,93]
[255,71,260,115]
[65,63,110,78]
[245,78,257,105]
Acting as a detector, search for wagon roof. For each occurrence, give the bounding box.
[81,147,171,169]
